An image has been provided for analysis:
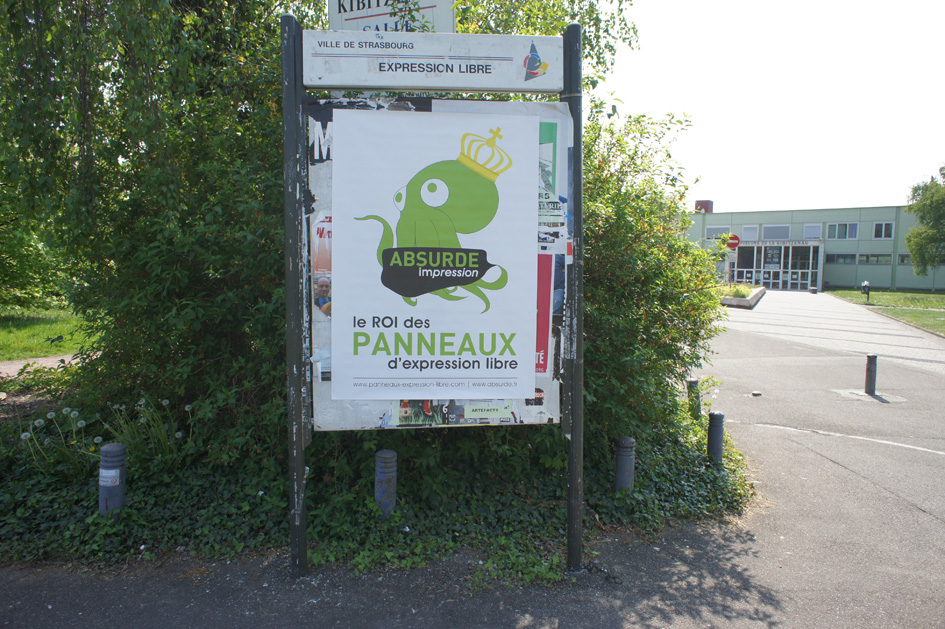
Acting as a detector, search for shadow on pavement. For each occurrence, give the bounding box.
[574,521,783,628]
[2,519,784,628]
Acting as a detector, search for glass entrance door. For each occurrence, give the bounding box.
[790,246,813,290]
[731,243,820,290]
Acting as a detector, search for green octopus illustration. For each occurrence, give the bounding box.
[357,127,512,313]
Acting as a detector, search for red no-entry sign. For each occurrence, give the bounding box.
[726,234,740,249]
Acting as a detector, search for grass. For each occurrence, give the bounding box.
[826,288,945,335]
[878,308,945,335]
[0,307,87,361]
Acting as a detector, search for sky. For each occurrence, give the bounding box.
[600,0,945,213]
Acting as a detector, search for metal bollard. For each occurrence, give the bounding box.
[707,412,725,465]
[374,449,397,520]
[865,354,877,396]
[686,377,701,423]
[615,437,636,493]
[99,442,126,520]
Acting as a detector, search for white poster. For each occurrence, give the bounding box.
[331,110,538,400]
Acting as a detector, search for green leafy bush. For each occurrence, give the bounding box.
[582,110,725,462]
[0,0,749,577]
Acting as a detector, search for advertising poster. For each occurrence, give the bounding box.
[304,99,571,430]
[434,101,572,379]
[331,110,538,400]
[764,246,782,270]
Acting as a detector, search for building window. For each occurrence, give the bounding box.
[705,226,730,239]
[827,222,858,240]
[857,254,892,265]
[825,254,856,264]
[899,254,912,265]
[873,222,894,239]
[742,225,759,241]
[737,246,755,269]
[803,223,822,239]
[762,224,790,240]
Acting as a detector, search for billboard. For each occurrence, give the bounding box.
[305,99,572,430]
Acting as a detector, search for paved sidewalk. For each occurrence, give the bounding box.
[0,354,75,379]
[3,291,944,627]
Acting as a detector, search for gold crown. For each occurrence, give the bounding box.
[457,127,513,182]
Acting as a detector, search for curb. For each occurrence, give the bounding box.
[721,286,766,309]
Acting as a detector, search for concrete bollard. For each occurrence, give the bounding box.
[374,449,397,520]
[707,412,725,465]
[865,354,877,396]
[615,437,636,493]
[99,442,126,520]
[686,377,701,423]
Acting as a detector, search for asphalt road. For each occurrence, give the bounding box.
[692,290,945,627]
[3,291,944,627]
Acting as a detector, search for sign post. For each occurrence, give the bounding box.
[561,23,584,574]
[282,14,583,577]
[281,15,310,578]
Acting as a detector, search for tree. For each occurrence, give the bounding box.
[1,1,742,566]
[0,4,68,310]
[1,0,718,470]
[905,165,945,276]
[0,0,635,430]
[0,205,67,309]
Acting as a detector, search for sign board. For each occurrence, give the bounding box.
[726,234,740,249]
[329,0,455,33]
[283,14,585,575]
[306,99,572,429]
[302,30,564,93]
[739,239,822,247]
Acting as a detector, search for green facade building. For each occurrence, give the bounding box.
[686,204,945,291]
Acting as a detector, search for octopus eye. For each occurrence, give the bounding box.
[420,178,449,207]
[393,186,406,211]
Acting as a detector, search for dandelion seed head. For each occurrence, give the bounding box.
[46,412,55,419]
[34,418,45,427]
[62,407,71,414]
[77,420,86,428]
[185,404,192,412]
[161,399,169,406]
[175,431,183,439]
[21,432,30,441]
[70,411,79,419]
[93,436,103,444]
